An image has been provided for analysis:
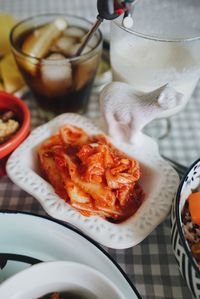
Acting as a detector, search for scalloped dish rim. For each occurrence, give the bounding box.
[6,113,179,249]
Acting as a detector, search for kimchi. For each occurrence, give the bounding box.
[38,125,145,222]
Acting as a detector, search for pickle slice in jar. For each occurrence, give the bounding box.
[21,18,68,75]
[64,26,85,41]
[22,17,68,58]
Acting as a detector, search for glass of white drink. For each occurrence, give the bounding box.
[110,0,200,136]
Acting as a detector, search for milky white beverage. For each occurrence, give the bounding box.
[111,36,200,114]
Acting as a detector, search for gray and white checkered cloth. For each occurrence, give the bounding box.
[1,1,200,298]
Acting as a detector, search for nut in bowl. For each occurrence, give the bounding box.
[171,158,200,299]
[6,113,179,249]
[0,91,30,176]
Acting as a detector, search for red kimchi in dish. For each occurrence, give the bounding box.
[38,125,145,222]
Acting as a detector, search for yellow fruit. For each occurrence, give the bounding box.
[0,15,17,56]
[0,61,4,90]
[1,53,25,93]
[0,61,2,78]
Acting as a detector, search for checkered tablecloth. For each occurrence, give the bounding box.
[1,1,200,298]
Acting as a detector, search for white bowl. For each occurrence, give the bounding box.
[6,113,179,249]
[0,211,140,298]
[0,261,125,299]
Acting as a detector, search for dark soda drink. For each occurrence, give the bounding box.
[10,15,103,114]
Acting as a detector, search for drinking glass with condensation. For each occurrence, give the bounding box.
[10,14,103,115]
[110,0,200,122]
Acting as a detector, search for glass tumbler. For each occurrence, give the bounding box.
[110,0,200,136]
[10,14,103,115]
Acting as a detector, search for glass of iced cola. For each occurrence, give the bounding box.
[10,14,103,114]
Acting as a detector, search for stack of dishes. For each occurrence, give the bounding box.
[0,211,141,299]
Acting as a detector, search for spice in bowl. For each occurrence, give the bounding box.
[0,110,20,144]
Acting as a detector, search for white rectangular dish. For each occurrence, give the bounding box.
[6,113,179,249]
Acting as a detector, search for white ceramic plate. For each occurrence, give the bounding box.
[0,211,141,299]
[6,113,179,249]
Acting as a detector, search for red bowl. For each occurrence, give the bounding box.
[0,91,30,176]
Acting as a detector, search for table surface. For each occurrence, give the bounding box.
[1,1,200,298]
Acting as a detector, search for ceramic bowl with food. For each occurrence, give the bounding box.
[171,158,200,299]
[0,91,30,176]
[0,261,125,299]
[6,113,179,249]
